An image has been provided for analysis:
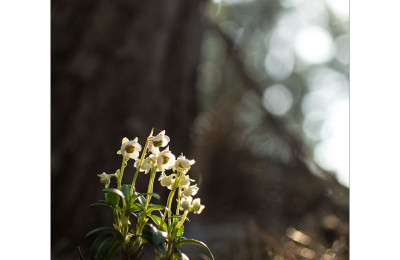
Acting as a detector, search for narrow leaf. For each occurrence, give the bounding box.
[175,239,214,260]
[85,227,117,237]
[132,191,146,206]
[148,215,168,231]
[90,202,113,209]
[103,188,125,198]
[146,204,169,214]
[140,192,160,200]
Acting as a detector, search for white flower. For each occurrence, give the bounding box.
[180,196,193,211]
[97,172,111,188]
[179,175,191,189]
[117,137,142,160]
[191,198,205,214]
[156,147,176,172]
[179,196,205,214]
[158,172,176,190]
[182,184,199,197]
[174,155,195,173]
[149,130,170,154]
[134,154,156,174]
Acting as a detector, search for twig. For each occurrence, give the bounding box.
[76,246,84,260]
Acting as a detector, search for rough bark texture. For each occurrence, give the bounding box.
[51,0,205,257]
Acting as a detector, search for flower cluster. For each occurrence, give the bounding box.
[98,130,205,215]
[92,129,211,260]
[141,130,204,214]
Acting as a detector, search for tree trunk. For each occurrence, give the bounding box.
[51,0,205,256]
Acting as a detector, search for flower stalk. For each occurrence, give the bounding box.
[130,128,153,196]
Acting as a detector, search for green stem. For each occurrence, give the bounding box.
[145,166,157,210]
[166,210,188,259]
[176,188,182,215]
[130,129,153,196]
[117,158,127,190]
[175,210,188,230]
[161,172,182,226]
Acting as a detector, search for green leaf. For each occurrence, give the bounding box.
[175,239,214,260]
[104,237,121,260]
[175,225,184,240]
[130,202,144,212]
[141,223,167,254]
[140,192,160,200]
[148,215,168,231]
[167,215,189,233]
[148,214,161,226]
[120,184,132,200]
[103,188,125,198]
[90,202,113,209]
[145,193,160,200]
[132,191,146,206]
[173,248,189,260]
[146,204,170,215]
[90,234,121,260]
[129,195,146,205]
[85,227,117,238]
[167,215,189,221]
[105,192,120,207]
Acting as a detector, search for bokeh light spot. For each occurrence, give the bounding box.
[263,84,293,116]
[264,48,294,81]
[335,34,350,65]
[295,26,333,64]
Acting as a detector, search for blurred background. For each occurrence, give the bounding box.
[51,0,349,259]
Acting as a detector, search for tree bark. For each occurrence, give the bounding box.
[51,0,205,256]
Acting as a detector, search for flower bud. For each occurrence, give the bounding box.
[191,198,205,214]
[181,199,191,211]
[98,172,111,188]
[180,197,192,211]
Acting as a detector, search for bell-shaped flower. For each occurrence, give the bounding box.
[113,169,121,179]
[158,172,176,190]
[134,154,156,174]
[179,174,191,189]
[179,196,205,214]
[149,130,170,154]
[180,196,193,211]
[174,155,195,173]
[156,147,176,172]
[97,172,111,188]
[117,137,142,161]
[182,184,199,198]
[191,198,205,214]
